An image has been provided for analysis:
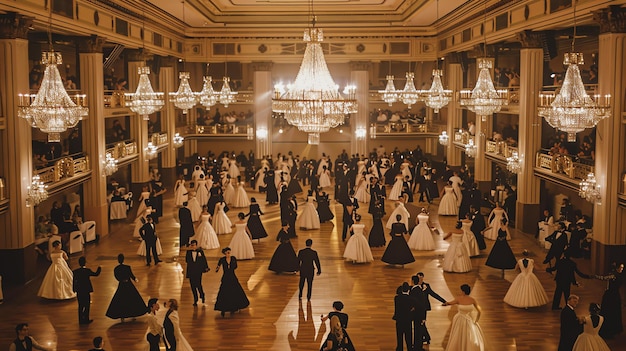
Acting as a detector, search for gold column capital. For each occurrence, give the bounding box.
[593,5,626,34]
[515,30,544,48]
[251,61,273,72]
[349,61,371,71]
[78,35,107,53]
[0,12,33,40]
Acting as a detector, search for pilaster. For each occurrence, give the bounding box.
[446,63,463,166]
[350,61,370,157]
[252,61,273,159]
[159,66,177,173]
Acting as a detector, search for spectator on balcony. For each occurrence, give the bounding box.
[225,112,238,124]
[67,129,82,155]
[196,108,207,126]
[212,107,222,125]
[492,131,503,142]
[497,67,510,87]
[506,70,520,87]
[577,136,595,160]
[587,68,598,84]
[112,120,127,141]
[389,112,401,123]
[468,121,476,136]
[65,76,77,90]
[376,110,388,123]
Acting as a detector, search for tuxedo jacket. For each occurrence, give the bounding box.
[558,305,582,351]
[393,293,414,323]
[470,211,486,233]
[548,257,589,285]
[73,266,101,294]
[408,286,427,320]
[416,282,446,310]
[179,207,195,234]
[298,247,321,277]
[185,249,209,279]
[546,231,569,259]
[139,222,158,243]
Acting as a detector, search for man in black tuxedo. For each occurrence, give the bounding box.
[178,201,194,248]
[297,239,321,300]
[73,256,101,324]
[558,295,583,351]
[469,205,487,250]
[139,216,161,266]
[402,175,413,203]
[413,272,447,345]
[547,252,590,310]
[283,195,298,238]
[88,336,105,351]
[392,283,414,351]
[186,240,209,306]
[543,222,569,267]
[335,163,350,203]
[408,278,427,351]
[341,190,359,241]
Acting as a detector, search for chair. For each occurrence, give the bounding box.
[69,231,84,254]
[83,221,96,243]
[110,201,127,220]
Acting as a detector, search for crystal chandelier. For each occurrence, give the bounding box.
[103,152,118,176]
[506,151,522,173]
[173,133,184,147]
[438,131,449,146]
[465,138,477,158]
[400,72,420,109]
[26,175,48,207]
[18,51,88,143]
[170,71,196,114]
[272,17,357,140]
[422,69,452,113]
[145,142,158,160]
[125,66,165,120]
[579,172,601,203]
[197,74,217,110]
[459,58,508,121]
[218,76,237,108]
[379,75,398,106]
[538,53,610,142]
[308,133,321,145]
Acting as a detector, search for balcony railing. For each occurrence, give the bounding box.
[152,133,168,147]
[189,124,252,136]
[535,149,594,180]
[34,154,90,185]
[485,140,518,158]
[370,122,442,135]
[105,140,138,160]
[454,130,474,145]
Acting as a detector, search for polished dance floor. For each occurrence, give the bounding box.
[0,185,624,351]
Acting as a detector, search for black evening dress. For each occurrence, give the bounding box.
[317,193,335,223]
[214,256,250,313]
[268,229,300,273]
[368,203,386,247]
[598,270,624,338]
[106,264,147,319]
[381,222,415,265]
[485,228,517,270]
[286,177,303,198]
[265,171,279,204]
[246,203,268,240]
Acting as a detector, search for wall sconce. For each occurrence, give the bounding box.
[369,124,377,139]
[145,142,158,160]
[26,174,48,207]
[256,128,268,141]
[355,127,366,140]
[103,152,119,176]
[173,133,184,148]
[247,126,254,140]
[438,131,449,146]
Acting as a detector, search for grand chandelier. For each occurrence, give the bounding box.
[103,152,118,176]
[506,151,522,173]
[459,58,508,121]
[421,69,452,113]
[538,53,610,142]
[400,72,420,109]
[579,172,601,203]
[379,75,398,106]
[197,74,218,110]
[465,138,477,158]
[125,66,165,120]
[438,130,449,146]
[18,51,88,142]
[272,22,357,139]
[26,175,48,207]
[218,76,237,108]
[170,71,197,114]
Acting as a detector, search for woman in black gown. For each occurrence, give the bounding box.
[316,189,334,223]
[264,170,278,204]
[381,214,415,265]
[245,197,268,241]
[368,196,386,248]
[214,247,250,317]
[268,222,300,273]
[596,262,624,338]
[485,218,517,275]
[106,254,147,321]
[207,182,222,214]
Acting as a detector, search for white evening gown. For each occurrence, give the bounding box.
[388,177,404,201]
[38,252,76,299]
[168,310,194,351]
[438,187,458,216]
[223,180,235,205]
[228,223,255,260]
[354,177,370,203]
[318,170,331,188]
[133,208,152,238]
[503,259,549,308]
[445,304,486,351]
[297,196,321,229]
[212,202,232,235]
[174,180,188,207]
[190,214,220,250]
[572,316,611,351]
[228,160,240,179]
[135,191,151,220]
[442,233,472,273]
[462,220,480,257]
[343,223,374,263]
[187,197,202,222]
[386,202,410,229]
[483,208,508,240]
[232,182,250,208]
[195,180,209,207]
[407,213,435,250]
[137,238,164,256]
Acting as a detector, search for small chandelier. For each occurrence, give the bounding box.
[103,152,118,176]
[538,53,610,142]
[355,127,367,141]
[422,69,452,113]
[459,58,508,121]
[465,138,477,158]
[308,133,321,145]
[218,76,238,108]
[379,75,398,106]
[400,72,420,109]
[125,66,165,120]
[506,151,522,173]
[173,133,184,147]
[170,71,196,114]
[197,75,218,110]
[26,175,48,207]
[579,172,601,203]
[145,142,158,160]
[369,124,377,139]
[18,51,88,142]
[438,131,449,146]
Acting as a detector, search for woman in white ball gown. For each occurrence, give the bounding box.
[195,174,210,207]
[297,192,320,230]
[438,181,458,216]
[38,240,76,300]
[483,202,509,240]
[388,174,404,201]
[190,205,220,250]
[133,207,153,239]
[318,165,332,188]
[572,303,611,351]
[213,201,232,235]
[442,222,472,273]
[228,158,240,179]
[343,214,373,263]
[461,214,480,257]
[174,175,188,207]
[162,299,194,351]
[386,194,410,230]
[443,284,486,351]
[228,213,255,260]
[503,250,549,308]
[137,232,163,257]
[222,175,235,205]
[187,192,203,222]
[353,172,370,204]
[135,185,151,224]
[232,178,250,208]
[407,208,435,251]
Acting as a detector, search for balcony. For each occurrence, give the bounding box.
[105,140,138,166]
[484,140,518,164]
[453,130,474,149]
[534,149,595,191]
[34,154,91,194]
[103,90,131,117]
[370,122,443,139]
[184,124,253,138]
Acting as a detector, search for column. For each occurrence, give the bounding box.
[79,36,109,236]
[159,64,177,185]
[252,62,273,161]
[0,13,36,283]
[350,61,370,157]
[128,54,151,189]
[591,6,626,273]
[515,32,543,233]
[445,60,463,166]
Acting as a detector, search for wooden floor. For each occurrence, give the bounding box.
[1,184,625,351]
